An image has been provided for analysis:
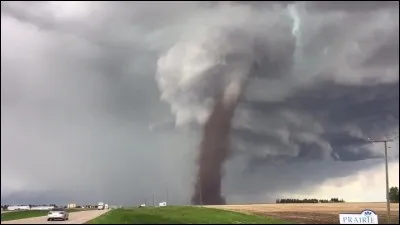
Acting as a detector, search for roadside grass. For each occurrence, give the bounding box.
[1,208,94,221]
[86,206,290,224]
[1,211,47,221]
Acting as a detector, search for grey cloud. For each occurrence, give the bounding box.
[1,1,399,205]
[1,191,72,206]
[362,29,399,68]
[1,2,77,33]
[305,1,399,12]
[234,81,398,157]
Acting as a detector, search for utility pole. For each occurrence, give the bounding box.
[153,193,155,207]
[368,138,394,224]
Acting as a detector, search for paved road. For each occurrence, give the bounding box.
[1,209,109,224]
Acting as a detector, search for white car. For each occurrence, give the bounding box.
[47,208,69,221]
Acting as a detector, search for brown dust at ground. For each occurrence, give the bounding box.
[207,203,400,224]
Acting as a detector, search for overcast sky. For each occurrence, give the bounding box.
[1,1,399,206]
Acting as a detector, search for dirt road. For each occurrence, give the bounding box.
[1,209,109,224]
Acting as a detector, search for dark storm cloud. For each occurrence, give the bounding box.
[233,81,398,159]
[1,1,399,205]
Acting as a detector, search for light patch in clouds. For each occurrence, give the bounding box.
[288,161,400,202]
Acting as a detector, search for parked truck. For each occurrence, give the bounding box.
[97,202,105,210]
[104,204,109,209]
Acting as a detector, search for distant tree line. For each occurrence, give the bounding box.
[276,198,345,204]
[389,186,399,203]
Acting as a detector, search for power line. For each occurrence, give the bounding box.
[368,137,394,224]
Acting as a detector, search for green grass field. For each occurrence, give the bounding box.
[1,208,93,221]
[86,206,289,224]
